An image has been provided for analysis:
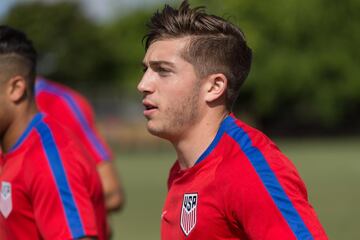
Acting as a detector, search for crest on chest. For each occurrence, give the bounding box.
[180,193,198,236]
[0,181,12,218]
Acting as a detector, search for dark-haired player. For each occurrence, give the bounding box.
[138,1,328,239]
[0,25,107,240]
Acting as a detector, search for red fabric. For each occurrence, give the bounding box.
[161,114,327,240]
[35,78,113,164]
[0,114,108,240]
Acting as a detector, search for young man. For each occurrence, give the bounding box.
[0,26,108,239]
[35,77,124,212]
[138,1,328,239]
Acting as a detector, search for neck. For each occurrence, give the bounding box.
[1,101,38,153]
[172,110,229,170]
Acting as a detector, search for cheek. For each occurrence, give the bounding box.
[159,78,201,112]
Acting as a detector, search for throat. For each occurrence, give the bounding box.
[173,112,229,170]
[2,108,38,153]
[174,129,218,170]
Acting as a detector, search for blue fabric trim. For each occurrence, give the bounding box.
[194,115,231,165]
[225,116,313,240]
[9,113,43,152]
[36,121,85,238]
[36,79,110,160]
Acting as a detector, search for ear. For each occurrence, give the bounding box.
[204,73,227,103]
[7,75,27,102]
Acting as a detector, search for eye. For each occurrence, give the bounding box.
[142,66,148,73]
[157,67,171,76]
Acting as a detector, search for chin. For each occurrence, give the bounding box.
[147,125,163,137]
[146,123,171,140]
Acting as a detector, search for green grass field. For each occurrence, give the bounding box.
[109,138,360,239]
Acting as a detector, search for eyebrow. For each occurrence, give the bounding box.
[142,60,176,68]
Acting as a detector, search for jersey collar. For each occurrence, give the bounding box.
[194,114,234,166]
[9,112,44,152]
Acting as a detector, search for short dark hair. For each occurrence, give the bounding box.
[144,0,252,110]
[0,25,37,98]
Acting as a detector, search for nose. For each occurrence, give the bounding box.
[137,69,154,94]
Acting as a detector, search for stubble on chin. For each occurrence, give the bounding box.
[147,85,200,139]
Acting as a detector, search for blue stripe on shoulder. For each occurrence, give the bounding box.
[36,79,110,160]
[225,115,313,240]
[36,121,85,238]
[9,113,43,152]
[195,118,228,165]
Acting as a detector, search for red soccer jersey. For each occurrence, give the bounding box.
[0,113,108,240]
[161,114,328,240]
[35,77,112,165]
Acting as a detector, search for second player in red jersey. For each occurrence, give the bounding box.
[1,113,108,240]
[35,77,124,212]
[35,78,112,164]
[138,1,328,239]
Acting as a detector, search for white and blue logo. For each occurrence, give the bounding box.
[180,193,198,236]
[0,181,12,218]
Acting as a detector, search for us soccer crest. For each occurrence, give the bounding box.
[0,181,12,218]
[180,193,198,236]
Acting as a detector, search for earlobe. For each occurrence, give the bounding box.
[204,73,227,103]
[8,76,27,102]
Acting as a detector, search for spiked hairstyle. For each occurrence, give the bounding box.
[144,0,252,110]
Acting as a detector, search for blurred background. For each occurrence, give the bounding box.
[1,0,359,239]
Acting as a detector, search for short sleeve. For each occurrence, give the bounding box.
[23,133,99,239]
[224,145,328,240]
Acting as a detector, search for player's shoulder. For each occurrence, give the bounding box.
[230,116,297,170]
[17,116,56,177]
[39,114,85,149]
[29,114,96,169]
[36,77,79,96]
[214,114,286,177]
[20,114,73,158]
[226,114,275,150]
[218,114,285,168]
[36,77,92,108]
[216,114,303,189]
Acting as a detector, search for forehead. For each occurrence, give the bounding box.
[143,38,190,64]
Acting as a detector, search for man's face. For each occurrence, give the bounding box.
[138,38,203,140]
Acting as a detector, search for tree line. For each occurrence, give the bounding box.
[2,0,359,135]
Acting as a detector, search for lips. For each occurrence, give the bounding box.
[142,100,158,117]
[145,104,156,110]
[143,100,157,109]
